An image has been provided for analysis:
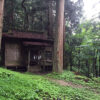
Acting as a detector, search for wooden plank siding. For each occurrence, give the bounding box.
[5,42,27,67]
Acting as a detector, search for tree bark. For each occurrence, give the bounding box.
[0,0,4,50]
[53,0,65,73]
[86,60,89,77]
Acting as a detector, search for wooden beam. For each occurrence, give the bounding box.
[0,0,4,50]
[53,0,65,73]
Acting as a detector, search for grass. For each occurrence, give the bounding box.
[0,68,100,100]
[47,71,100,93]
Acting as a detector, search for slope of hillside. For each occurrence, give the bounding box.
[47,71,100,93]
[0,68,100,100]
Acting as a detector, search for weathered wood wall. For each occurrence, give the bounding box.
[5,42,26,67]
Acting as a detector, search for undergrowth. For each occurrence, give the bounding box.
[0,68,100,100]
[47,71,100,93]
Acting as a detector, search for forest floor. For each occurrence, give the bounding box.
[0,68,100,100]
[47,77,100,94]
[46,71,100,95]
[48,78,83,88]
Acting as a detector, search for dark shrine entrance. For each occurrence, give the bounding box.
[30,48,41,66]
[27,45,53,73]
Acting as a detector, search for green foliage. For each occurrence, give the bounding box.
[3,0,49,32]
[47,71,100,94]
[64,21,100,77]
[0,68,100,100]
[0,68,65,100]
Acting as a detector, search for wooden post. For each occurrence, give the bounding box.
[28,49,30,71]
[0,0,4,50]
[53,0,65,73]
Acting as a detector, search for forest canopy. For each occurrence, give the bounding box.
[3,0,49,32]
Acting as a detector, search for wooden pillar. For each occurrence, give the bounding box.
[53,0,65,73]
[0,0,4,50]
[28,49,30,71]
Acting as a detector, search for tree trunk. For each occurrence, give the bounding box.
[69,52,73,71]
[78,48,80,72]
[0,0,4,50]
[53,0,65,73]
[93,57,97,77]
[86,60,89,77]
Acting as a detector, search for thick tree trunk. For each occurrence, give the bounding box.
[53,0,65,73]
[0,0,4,50]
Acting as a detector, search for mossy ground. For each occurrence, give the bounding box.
[47,71,100,93]
[0,68,100,100]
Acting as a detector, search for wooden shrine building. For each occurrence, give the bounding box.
[0,0,65,73]
[2,31,53,72]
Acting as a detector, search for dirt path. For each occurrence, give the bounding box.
[47,78,84,88]
[46,77,100,94]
